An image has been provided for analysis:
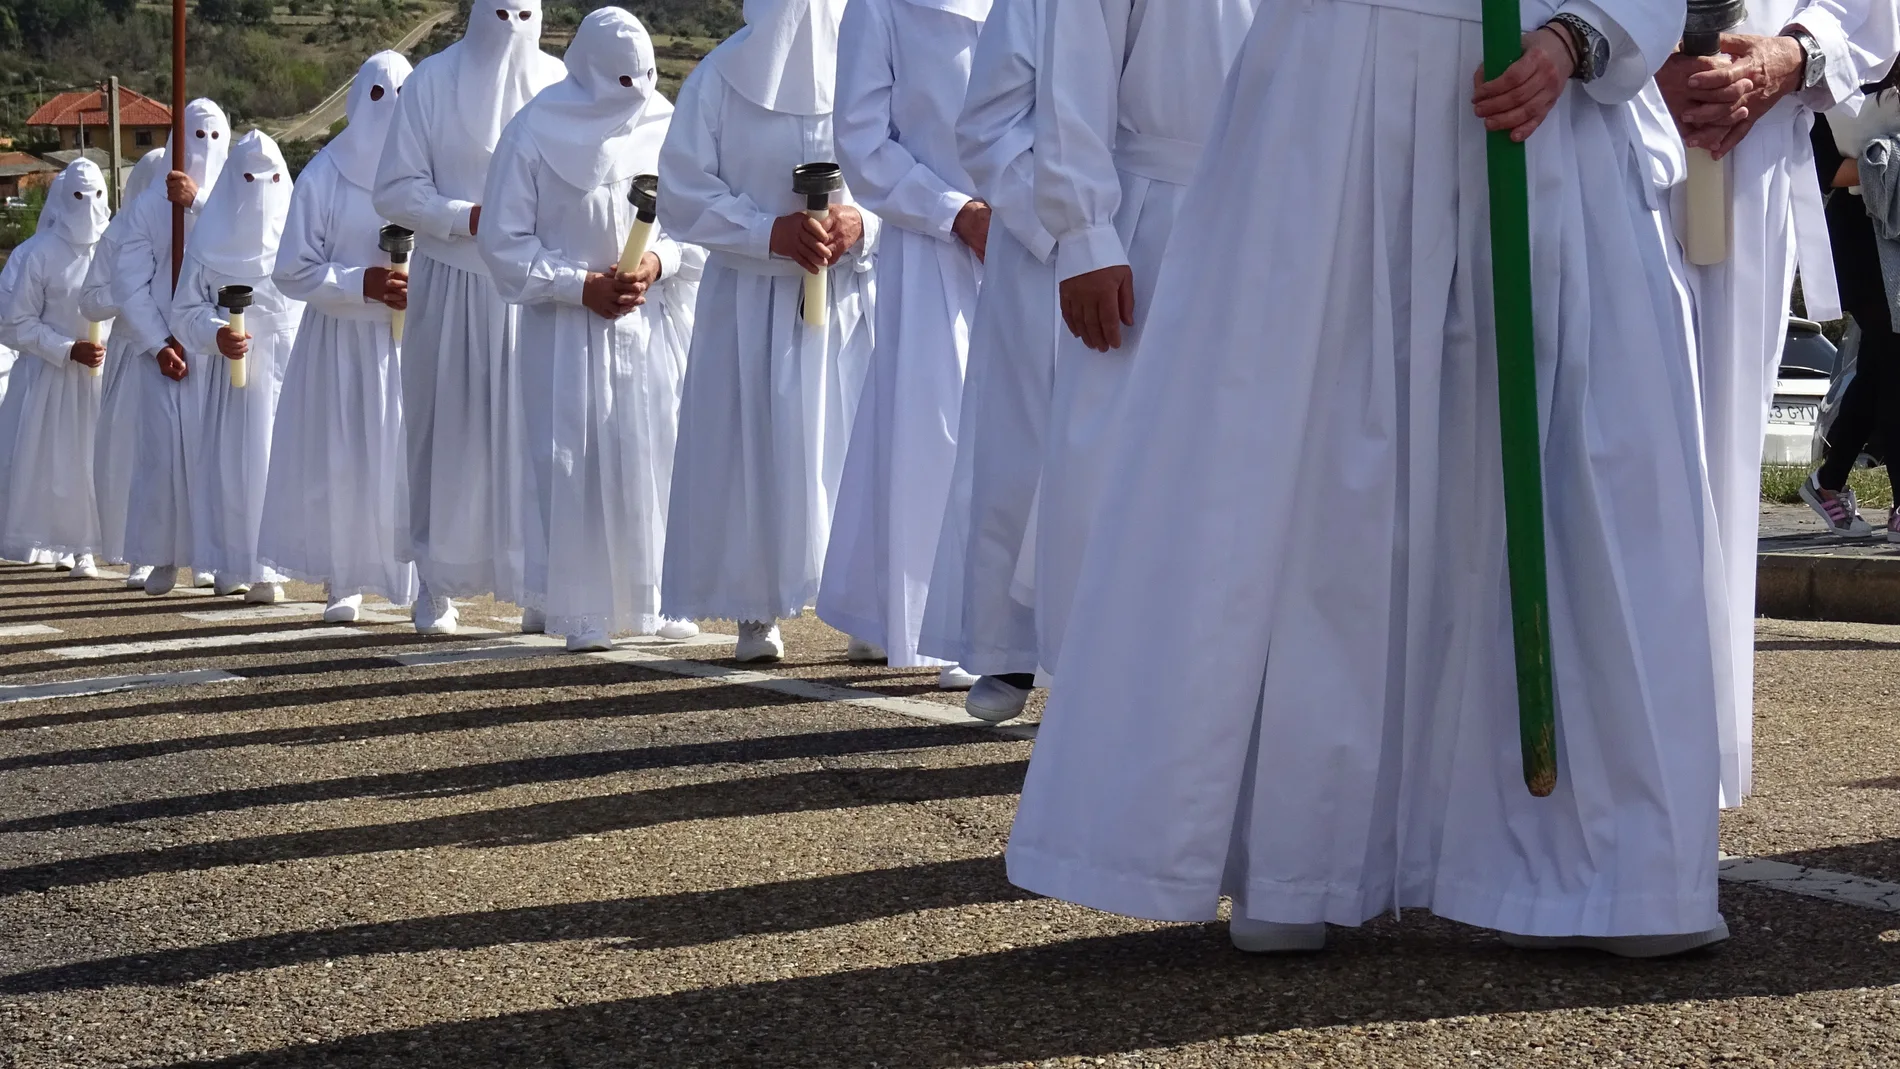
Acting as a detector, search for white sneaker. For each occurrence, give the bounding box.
[413,583,459,635]
[657,618,700,641]
[323,593,362,623]
[846,637,887,663]
[565,628,612,653]
[69,554,100,580]
[54,554,75,571]
[125,565,153,590]
[192,571,216,588]
[938,665,980,691]
[521,607,546,634]
[965,675,1032,723]
[244,582,284,605]
[1799,474,1876,536]
[143,566,179,596]
[1230,917,1328,954]
[736,621,785,663]
[1500,918,1730,959]
[213,574,250,597]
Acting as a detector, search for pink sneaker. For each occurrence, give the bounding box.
[1799,475,1875,536]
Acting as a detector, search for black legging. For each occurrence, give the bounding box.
[1816,296,1900,500]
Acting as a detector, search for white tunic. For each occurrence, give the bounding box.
[259,152,416,604]
[920,0,1060,673]
[81,217,144,565]
[658,61,882,623]
[116,189,208,570]
[1007,0,1724,939]
[482,107,700,638]
[1637,0,1900,807]
[171,253,304,585]
[0,262,33,556]
[373,42,565,600]
[0,230,105,558]
[818,0,986,665]
[1029,0,1260,672]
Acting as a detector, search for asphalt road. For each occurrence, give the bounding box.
[2,563,1899,1067]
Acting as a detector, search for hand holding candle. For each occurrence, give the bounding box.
[1681,0,1748,265]
[218,284,254,389]
[378,224,415,344]
[86,320,105,378]
[619,174,659,281]
[791,162,844,329]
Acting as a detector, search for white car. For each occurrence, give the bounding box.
[1766,318,1835,466]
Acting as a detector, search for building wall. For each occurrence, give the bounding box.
[54,125,170,155]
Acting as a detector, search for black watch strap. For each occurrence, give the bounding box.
[1548,13,1608,83]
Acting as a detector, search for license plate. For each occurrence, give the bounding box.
[1771,403,1818,424]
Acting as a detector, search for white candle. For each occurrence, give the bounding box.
[1685,147,1728,266]
[388,260,408,345]
[86,321,103,378]
[802,206,829,329]
[619,217,655,280]
[227,308,248,389]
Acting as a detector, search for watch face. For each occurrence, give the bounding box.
[1590,35,1610,79]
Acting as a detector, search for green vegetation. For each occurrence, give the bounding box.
[1762,463,1894,510]
[0,185,44,250]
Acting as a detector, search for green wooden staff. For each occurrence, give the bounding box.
[1480,0,1557,797]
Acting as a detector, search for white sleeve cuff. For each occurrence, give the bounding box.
[1054,224,1130,282]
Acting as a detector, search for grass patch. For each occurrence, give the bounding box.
[1762,464,1894,510]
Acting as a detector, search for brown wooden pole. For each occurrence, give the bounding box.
[170,0,186,291]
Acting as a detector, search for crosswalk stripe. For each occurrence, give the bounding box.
[0,669,244,704]
[51,627,370,660]
[387,631,736,667]
[178,604,325,623]
[0,624,61,637]
[1719,854,1900,913]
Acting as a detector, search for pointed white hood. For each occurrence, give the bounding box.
[456,0,557,149]
[524,7,672,190]
[122,146,169,207]
[189,130,293,278]
[714,0,848,116]
[45,159,110,247]
[328,50,414,190]
[159,98,231,204]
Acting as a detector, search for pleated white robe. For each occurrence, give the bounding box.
[0,230,106,559]
[171,256,304,584]
[659,62,881,624]
[818,0,985,666]
[81,223,142,565]
[117,189,208,571]
[482,117,700,639]
[1006,0,1725,939]
[1029,0,1260,673]
[373,44,565,602]
[919,0,1060,673]
[1636,0,1900,807]
[259,152,416,604]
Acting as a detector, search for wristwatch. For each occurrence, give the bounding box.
[1783,25,1827,91]
[1547,13,1609,84]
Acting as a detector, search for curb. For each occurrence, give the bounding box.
[1758,552,1900,625]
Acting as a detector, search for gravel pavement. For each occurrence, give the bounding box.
[2,563,1900,1067]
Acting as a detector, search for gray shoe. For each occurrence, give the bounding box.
[1230,917,1328,954]
[965,675,1031,723]
[1500,918,1730,959]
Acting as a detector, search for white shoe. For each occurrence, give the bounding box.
[244,582,283,604]
[846,637,887,663]
[938,665,980,691]
[413,583,459,636]
[736,621,785,663]
[143,566,179,596]
[69,554,100,580]
[965,675,1032,723]
[323,593,362,623]
[54,554,75,571]
[125,565,153,590]
[565,629,612,653]
[1230,918,1328,954]
[192,571,216,588]
[657,618,700,641]
[1499,918,1730,959]
[521,607,546,634]
[213,574,250,597]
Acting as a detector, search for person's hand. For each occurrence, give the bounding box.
[1679,34,1807,158]
[1472,26,1575,142]
[166,170,198,208]
[1060,265,1136,352]
[364,266,408,309]
[216,325,250,359]
[617,250,662,287]
[1655,52,1754,139]
[953,200,990,262]
[156,340,188,381]
[68,340,104,368]
[826,204,865,262]
[582,271,642,319]
[771,211,832,273]
[468,205,482,236]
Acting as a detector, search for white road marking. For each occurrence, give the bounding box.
[0,669,243,704]
[51,627,369,660]
[1719,854,1900,913]
[387,631,736,668]
[179,604,324,623]
[0,624,61,637]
